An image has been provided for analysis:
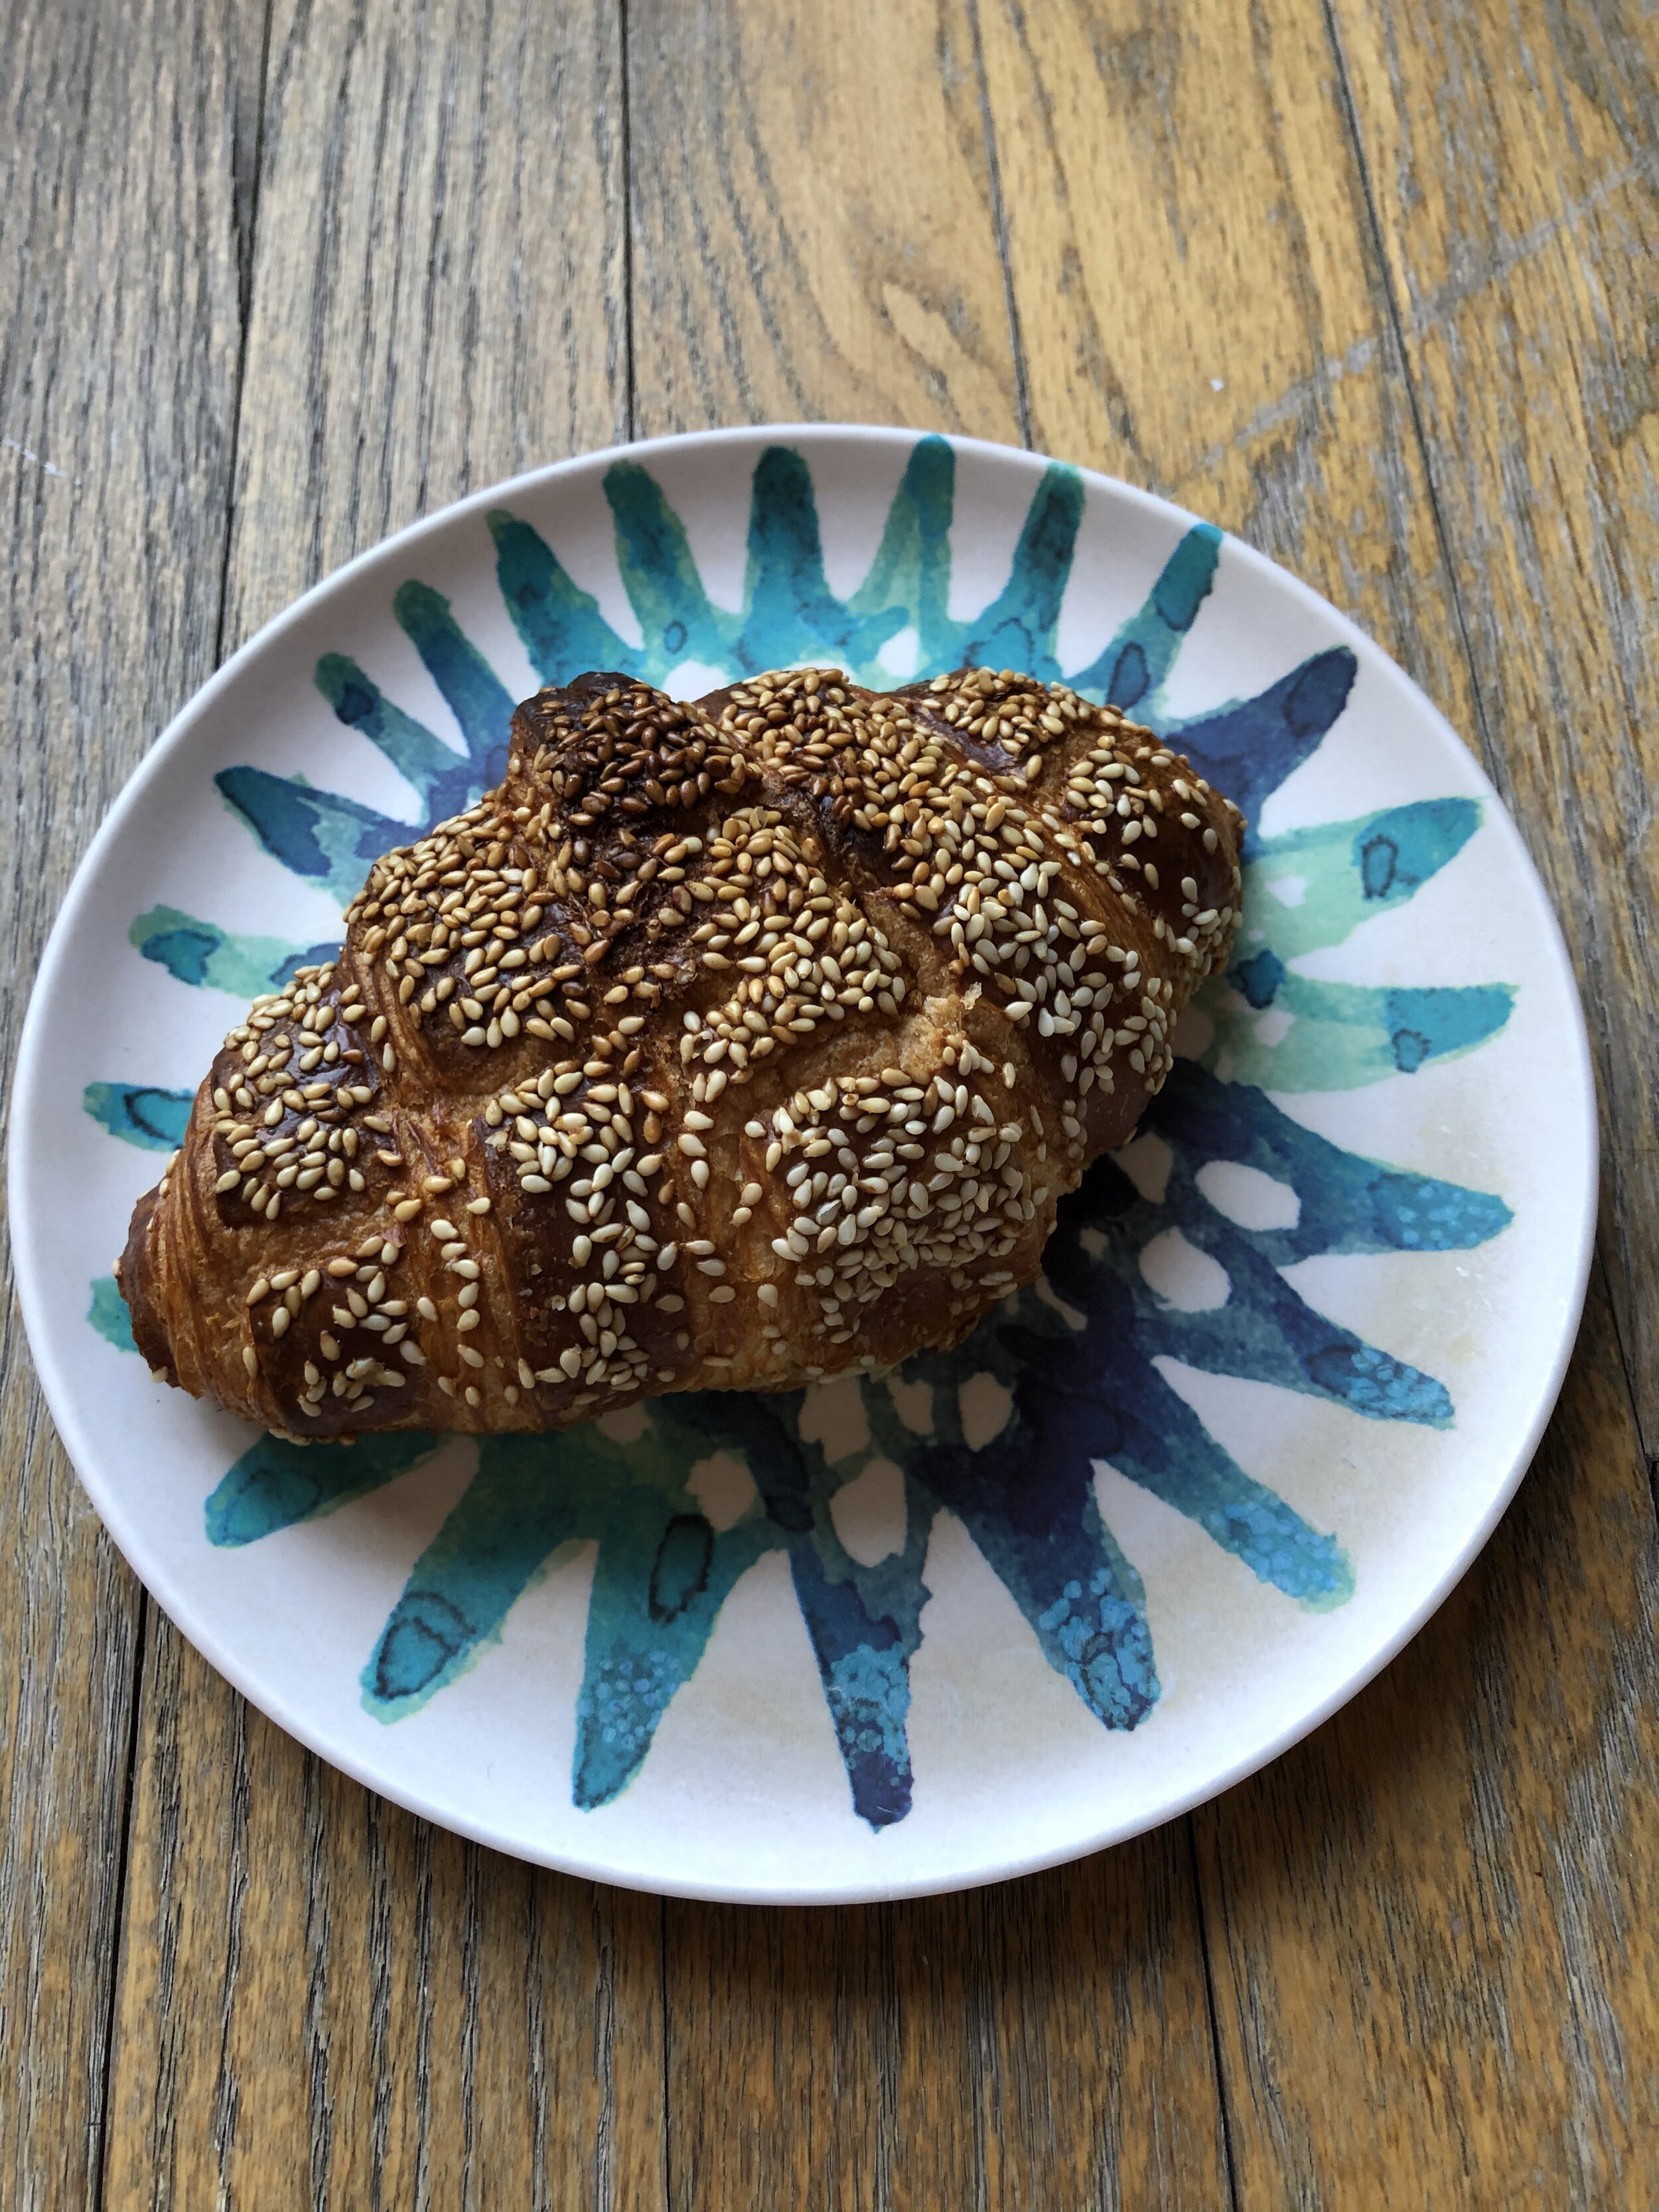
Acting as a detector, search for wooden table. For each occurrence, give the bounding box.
[5,0,1657,2201]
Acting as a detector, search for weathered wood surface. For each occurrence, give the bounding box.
[219,0,632,649]
[627,0,1025,442]
[663,1837,1229,2211]
[975,1,1659,2199]
[0,0,263,2203]
[1330,0,1659,1458]
[1199,1263,1659,2206]
[3,0,1657,2203]
[633,7,1231,2201]
[95,4,664,2209]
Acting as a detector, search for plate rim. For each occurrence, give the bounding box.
[9,423,1600,1904]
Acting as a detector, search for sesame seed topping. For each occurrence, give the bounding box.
[158,662,1238,1433]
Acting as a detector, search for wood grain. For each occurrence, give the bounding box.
[97,4,665,2206]
[103,1646,666,2211]
[662,1904,890,2211]
[975,0,1480,745]
[220,0,632,648]
[664,1842,1230,2210]
[1330,0,1659,1457]
[879,1847,1229,2211]
[0,0,263,2202]
[1198,1265,1659,2205]
[971,0,1659,2201]
[7,0,1659,2201]
[628,4,1233,2199]
[626,0,1025,441]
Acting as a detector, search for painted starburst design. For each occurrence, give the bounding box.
[86,439,1514,1828]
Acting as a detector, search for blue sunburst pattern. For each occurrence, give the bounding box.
[87,437,1514,1828]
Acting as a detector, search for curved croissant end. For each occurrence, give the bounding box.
[120,666,1243,1439]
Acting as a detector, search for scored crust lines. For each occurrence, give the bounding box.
[121,665,1242,1440]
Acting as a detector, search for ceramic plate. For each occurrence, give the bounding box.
[11,427,1595,1903]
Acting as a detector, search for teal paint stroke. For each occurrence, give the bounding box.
[314,654,476,822]
[214,769,410,907]
[1244,800,1481,959]
[206,1430,440,1546]
[1070,524,1222,711]
[89,437,1524,1829]
[83,1081,192,1151]
[494,437,1237,711]
[150,436,1358,938]
[1208,966,1515,1091]
[216,580,512,901]
[1209,796,1514,1090]
[88,1276,137,1353]
[130,905,333,995]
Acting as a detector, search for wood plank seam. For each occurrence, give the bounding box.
[88,1600,151,2212]
[1314,0,1654,1486]
[211,0,278,675]
[964,0,1035,446]
[0,0,228,2172]
[92,5,276,2200]
[1187,1816,1243,2212]
[1175,148,1639,500]
[658,1899,672,2212]
[619,0,640,440]
[1315,0,1503,769]
[977,0,1162,481]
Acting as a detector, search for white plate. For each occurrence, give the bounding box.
[10,427,1595,1903]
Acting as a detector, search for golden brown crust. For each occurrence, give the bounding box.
[118,666,1243,1438]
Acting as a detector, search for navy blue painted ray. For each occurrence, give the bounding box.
[1033,1333,1352,1603]
[908,1414,1160,1728]
[788,1414,936,1830]
[1147,1061,1512,1264]
[995,1234,1354,1601]
[684,1389,932,1826]
[1141,1211,1453,1425]
[787,1544,920,1828]
[1042,1138,1455,1427]
[1165,648,1358,835]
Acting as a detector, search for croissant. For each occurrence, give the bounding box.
[118,666,1244,1439]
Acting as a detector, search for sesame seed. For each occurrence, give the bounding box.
[177,663,1239,1424]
